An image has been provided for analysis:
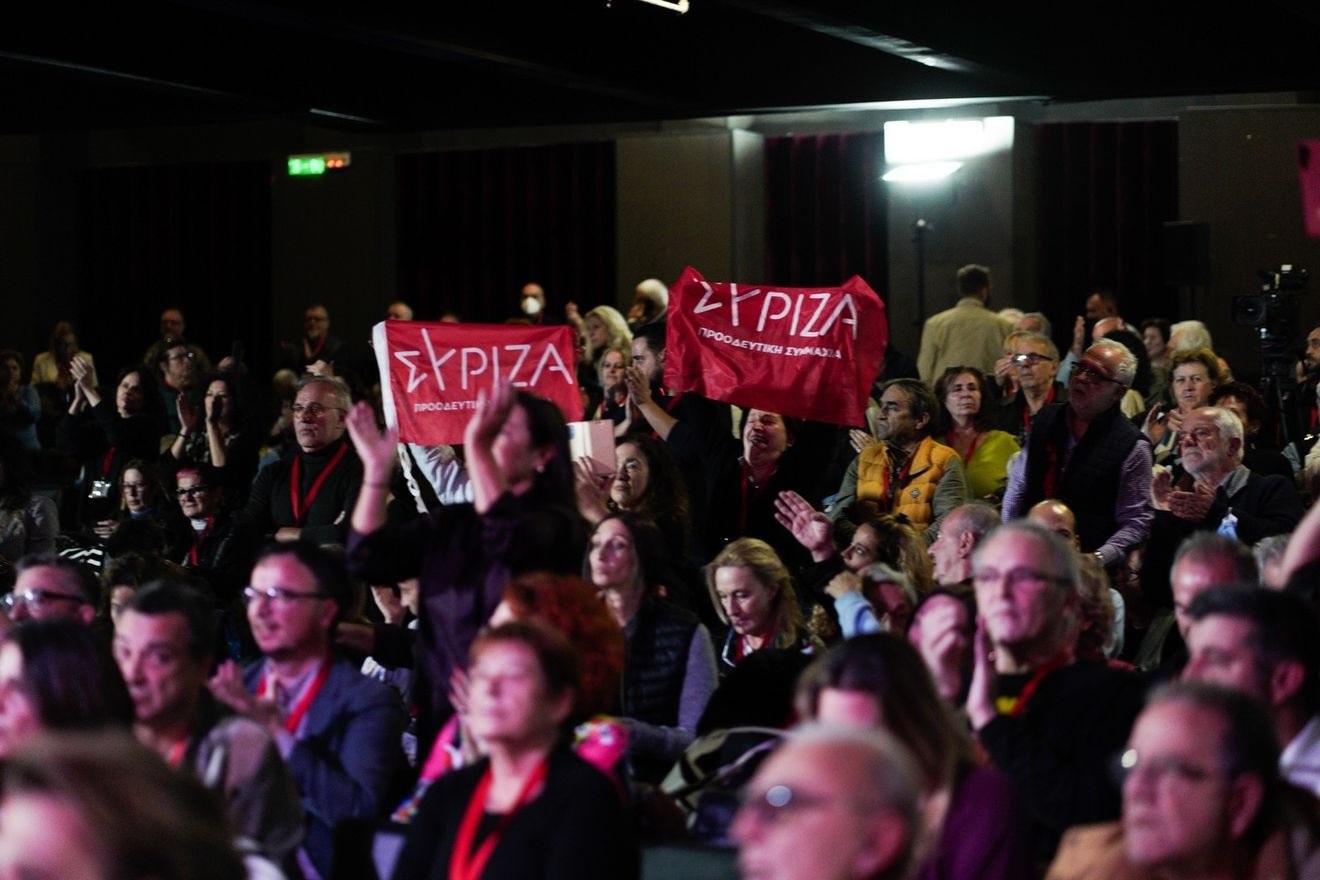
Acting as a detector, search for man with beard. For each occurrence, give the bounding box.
[830,379,969,543]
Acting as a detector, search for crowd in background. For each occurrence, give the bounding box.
[2,266,1320,880]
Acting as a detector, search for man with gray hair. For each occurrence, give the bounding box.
[1003,339,1153,571]
[966,521,1145,864]
[244,375,362,544]
[997,331,1066,445]
[731,724,922,880]
[1141,406,1302,610]
[927,501,1000,591]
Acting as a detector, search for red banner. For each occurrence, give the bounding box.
[665,266,887,426]
[374,321,583,445]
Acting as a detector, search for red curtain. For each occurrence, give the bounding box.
[396,143,616,324]
[764,132,888,291]
[1034,121,1179,334]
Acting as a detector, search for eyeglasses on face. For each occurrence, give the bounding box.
[1069,361,1125,386]
[175,486,209,498]
[972,566,1069,590]
[242,585,329,605]
[1012,352,1056,366]
[737,783,877,826]
[1,589,89,613]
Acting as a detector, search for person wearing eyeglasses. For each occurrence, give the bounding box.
[208,542,404,879]
[155,340,201,436]
[174,466,259,605]
[966,521,1144,868]
[8,553,99,625]
[1048,683,1307,880]
[1001,339,1154,573]
[731,724,923,880]
[996,332,1066,447]
[243,375,362,545]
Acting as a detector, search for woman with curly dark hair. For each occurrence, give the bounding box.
[163,372,260,504]
[934,365,1019,502]
[575,434,692,565]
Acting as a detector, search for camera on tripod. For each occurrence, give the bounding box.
[1233,264,1308,379]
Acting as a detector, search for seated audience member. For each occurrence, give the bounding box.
[1168,318,1215,355]
[627,364,832,570]
[99,552,188,634]
[113,582,303,869]
[345,384,587,770]
[577,305,632,376]
[1142,346,1223,465]
[8,553,99,624]
[165,372,261,502]
[575,434,693,575]
[91,459,185,552]
[797,634,1034,880]
[174,466,259,604]
[1183,586,1320,798]
[399,572,625,819]
[1144,407,1301,609]
[30,321,95,392]
[817,563,917,640]
[208,542,405,878]
[0,731,252,880]
[0,349,40,452]
[281,303,346,373]
[996,331,1066,446]
[154,338,200,435]
[1048,683,1320,880]
[244,375,362,545]
[392,621,639,880]
[906,589,976,703]
[587,513,716,781]
[706,537,817,673]
[1255,533,1291,589]
[927,501,1001,592]
[831,378,970,543]
[1027,500,1126,659]
[731,724,922,880]
[1210,381,1294,479]
[59,363,165,527]
[589,346,630,424]
[1002,339,1153,570]
[934,366,1020,501]
[0,432,58,566]
[0,619,133,758]
[775,492,932,630]
[967,521,1145,864]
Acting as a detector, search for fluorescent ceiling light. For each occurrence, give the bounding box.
[882,162,963,182]
[884,117,1014,164]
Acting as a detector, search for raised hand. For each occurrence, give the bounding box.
[464,382,516,451]
[773,490,834,560]
[574,457,613,523]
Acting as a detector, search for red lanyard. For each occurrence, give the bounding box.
[881,455,914,505]
[1022,386,1056,433]
[305,335,326,361]
[948,431,983,465]
[188,516,215,566]
[258,656,332,734]
[101,445,117,479]
[449,758,549,880]
[167,739,189,768]
[289,443,348,526]
[1007,650,1071,718]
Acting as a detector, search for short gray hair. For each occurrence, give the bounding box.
[1087,338,1137,387]
[953,502,1002,546]
[972,520,1081,595]
[1018,312,1053,338]
[1199,406,1245,464]
[1170,320,1214,353]
[295,375,351,410]
[1014,331,1059,361]
[784,723,922,879]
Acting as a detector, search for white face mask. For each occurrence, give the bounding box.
[521,296,543,316]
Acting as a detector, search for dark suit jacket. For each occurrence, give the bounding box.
[244,655,404,878]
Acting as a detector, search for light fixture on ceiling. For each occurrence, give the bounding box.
[612,0,689,12]
[881,116,1013,184]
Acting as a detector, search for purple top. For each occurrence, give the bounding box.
[916,763,1034,880]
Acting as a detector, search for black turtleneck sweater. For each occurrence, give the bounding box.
[243,436,362,545]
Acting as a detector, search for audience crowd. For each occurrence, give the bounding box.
[3,271,1320,880]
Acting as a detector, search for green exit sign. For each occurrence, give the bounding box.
[287,152,351,176]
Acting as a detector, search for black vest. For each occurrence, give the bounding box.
[1024,403,1143,553]
[624,597,699,727]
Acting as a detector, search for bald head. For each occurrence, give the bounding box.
[1027,499,1079,550]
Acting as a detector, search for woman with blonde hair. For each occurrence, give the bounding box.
[705,537,816,672]
[581,305,632,371]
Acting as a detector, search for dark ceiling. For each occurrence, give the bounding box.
[5,1,1320,135]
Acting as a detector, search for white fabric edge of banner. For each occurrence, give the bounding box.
[372,321,398,430]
